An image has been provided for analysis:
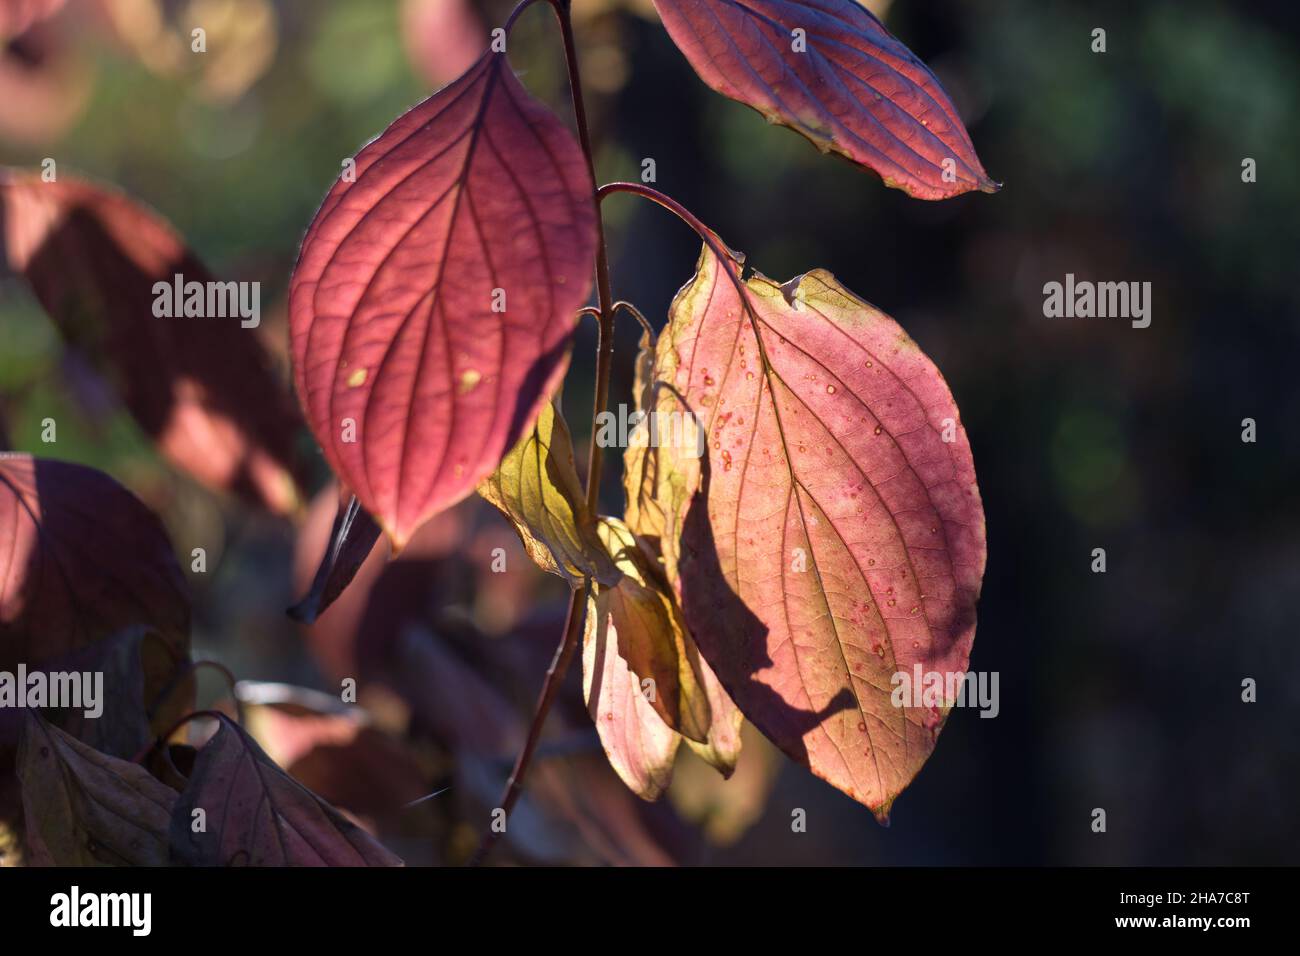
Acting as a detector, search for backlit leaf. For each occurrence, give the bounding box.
[0,170,307,513]
[592,517,709,743]
[627,243,986,818]
[651,0,998,199]
[170,715,403,866]
[0,454,191,719]
[680,640,744,777]
[623,334,744,778]
[479,398,620,587]
[289,52,598,550]
[17,711,176,866]
[582,584,681,799]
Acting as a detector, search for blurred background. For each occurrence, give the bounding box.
[1,0,1297,864]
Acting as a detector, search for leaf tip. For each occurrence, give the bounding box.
[384,525,410,558]
[285,595,319,625]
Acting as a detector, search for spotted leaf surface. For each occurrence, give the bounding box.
[627,243,985,817]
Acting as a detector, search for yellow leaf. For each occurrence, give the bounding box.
[478,398,620,587]
[592,518,711,743]
[620,329,744,779]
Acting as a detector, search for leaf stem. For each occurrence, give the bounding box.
[467,586,586,865]
[613,300,655,341]
[471,0,616,865]
[130,708,228,765]
[596,181,725,250]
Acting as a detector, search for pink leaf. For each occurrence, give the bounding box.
[651,0,997,199]
[628,244,986,818]
[290,52,598,550]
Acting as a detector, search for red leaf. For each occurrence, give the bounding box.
[628,245,985,818]
[290,52,598,550]
[0,454,189,675]
[238,681,431,829]
[170,715,403,866]
[0,171,307,513]
[651,0,997,199]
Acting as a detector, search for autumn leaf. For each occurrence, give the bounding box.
[288,487,383,624]
[669,721,781,845]
[237,681,431,827]
[623,329,672,544]
[583,515,747,799]
[582,589,681,800]
[0,454,192,748]
[592,518,710,739]
[679,636,744,777]
[479,398,620,587]
[626,243,986,819]
[651,0,997,199]
[17,711,176,866]
[38,626,163,761]
[289,51,598,550]
[0,170,307,513]
[170,715,403,866]
[623,334,744,778]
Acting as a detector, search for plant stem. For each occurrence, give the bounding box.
[557,0,618,512]
[471,0,616,865]
[467,583,587,865]
[598,181,721,250]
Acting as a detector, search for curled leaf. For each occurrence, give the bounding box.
[680,640,744,777]
[288,487,383,624]
[170,715,403,866]
[17,711,176,866]
[623,334,744,778]
[479,398,620,587]
[627,243,986,818]
[582,587,681,801]
[0,170,307,512]
[651,0,997,199]
[289,52,598,549]
[592,517,709,743]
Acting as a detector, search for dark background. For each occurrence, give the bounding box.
[1,0,1297,864]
